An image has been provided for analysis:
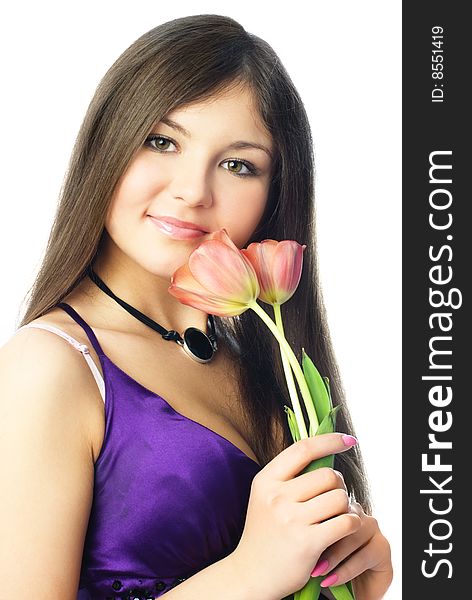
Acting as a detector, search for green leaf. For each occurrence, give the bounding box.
[328,582,355,600]
[294,575,322,600]
[346,579,356,599]
[302,349,331,423]
[322,376,333,408]
[300,406,342,474]
[315,405,341,436]
[293,576,354,600]
[311,377,336,438]
[284,405,301,442]
[305,453,334,472]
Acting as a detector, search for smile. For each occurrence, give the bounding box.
[148,216,207,240]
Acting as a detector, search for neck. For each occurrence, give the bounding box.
[83,253,210,337]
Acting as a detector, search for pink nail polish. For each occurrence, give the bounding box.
[320,572,339,587]
[311,558,329,577]
[342,434,358,447]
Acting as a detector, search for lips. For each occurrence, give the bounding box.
[148,216,208,240]
[152,215,209,232]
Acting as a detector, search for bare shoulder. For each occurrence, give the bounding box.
[2,309,99,401]
[0,317,99,594]
[11,306,99,353]
[0,314,97,455]
[1,312,105,462]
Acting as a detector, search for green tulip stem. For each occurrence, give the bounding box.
[270,303,306,438]
[272,302,319,435]
[249,301,319,438]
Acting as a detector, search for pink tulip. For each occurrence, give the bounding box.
[241,239,306,305]
[168,228,260,316]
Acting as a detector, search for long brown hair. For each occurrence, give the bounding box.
[17,14,372,514]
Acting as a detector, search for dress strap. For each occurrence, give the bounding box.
[56,302,105,357]
[16,322,105,403]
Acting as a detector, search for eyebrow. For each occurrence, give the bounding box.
[159,116,273,159]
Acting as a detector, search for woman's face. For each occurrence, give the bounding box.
[104,83,274,280]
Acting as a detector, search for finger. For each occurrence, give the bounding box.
[334,469,346,486]
[348,500,364,516]
[319,539,379,587]
[267,433,358,481]
[301,487,350,524]
[311,512,362,551]
[285,467,346,502]
[311,519,375,577]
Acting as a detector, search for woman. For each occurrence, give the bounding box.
[0,14,392,600]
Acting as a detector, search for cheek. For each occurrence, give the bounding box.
[110,156,162,214]
[223,190,269,248]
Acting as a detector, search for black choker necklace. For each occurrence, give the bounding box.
[86,265,218,364]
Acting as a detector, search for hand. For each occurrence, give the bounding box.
[230,433,362,600]
[312,498,393,600]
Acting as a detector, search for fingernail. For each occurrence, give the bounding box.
[320,573,339,587]
[342,434,358,447]
[311,558,329,577]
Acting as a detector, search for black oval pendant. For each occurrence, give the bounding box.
[181,327,215,363]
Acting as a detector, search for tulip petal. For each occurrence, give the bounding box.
[271,241,305,303]
[242,239,306,304]
[168,263,249,316]
[167,230,260,316]
[242,241,279,303]
[187,230,259,303]
[170,285,249,316]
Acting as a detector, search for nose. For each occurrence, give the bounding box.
[168,157,214,208]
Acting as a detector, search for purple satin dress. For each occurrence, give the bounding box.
[56,303,328,600]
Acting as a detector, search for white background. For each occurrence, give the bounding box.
[0,2,401,597]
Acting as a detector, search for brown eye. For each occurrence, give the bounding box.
[223,159,256,177]
[227,160,244,173]
[145,134,176,152]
